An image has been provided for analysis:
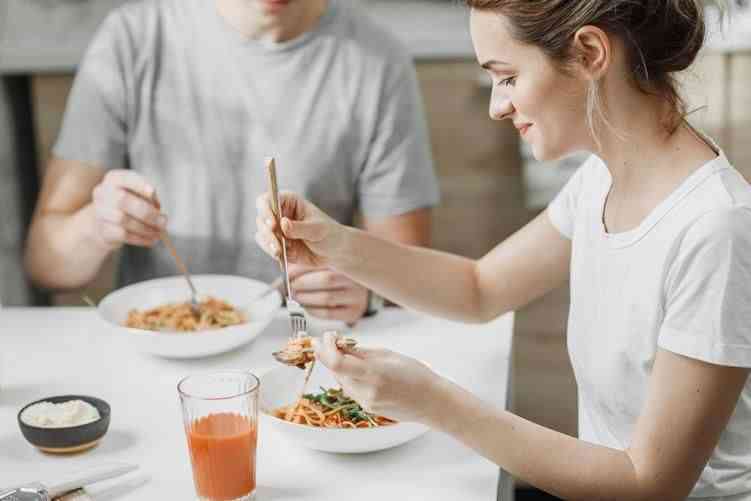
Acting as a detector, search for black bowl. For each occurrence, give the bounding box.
[17,395,111,454]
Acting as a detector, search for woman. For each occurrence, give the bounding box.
[256,1,751,499]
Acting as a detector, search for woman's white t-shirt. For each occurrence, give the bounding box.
[547,150,751,499]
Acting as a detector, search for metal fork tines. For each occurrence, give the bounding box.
[286,297,307,337]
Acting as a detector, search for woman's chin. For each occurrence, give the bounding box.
[530,143,574,163]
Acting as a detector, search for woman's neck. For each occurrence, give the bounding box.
[593,82,718,233]
[594,84,715,193]
[215,0,328,43]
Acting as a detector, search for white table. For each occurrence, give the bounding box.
[0,308,514,501]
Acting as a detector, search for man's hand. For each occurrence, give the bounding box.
[288,264,369,324]
[89,170,165,251]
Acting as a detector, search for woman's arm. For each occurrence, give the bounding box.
[430,349,749,500]
[341,210,570,322]
[257,193,571,323]
[314,333,749,501]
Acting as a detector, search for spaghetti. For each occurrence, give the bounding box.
[274,386,396,429]
[125,297,246,332]
[272,335,358,369]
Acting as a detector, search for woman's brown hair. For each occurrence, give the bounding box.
[467,0,707,137]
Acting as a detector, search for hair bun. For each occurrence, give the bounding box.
[630,0,705,76]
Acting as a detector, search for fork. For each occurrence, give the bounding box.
[160,230,201,317]
[150,192,201,317]
[266,157,308,338]
[286,296,307,338]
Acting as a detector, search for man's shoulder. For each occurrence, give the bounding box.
[331,1,412,68]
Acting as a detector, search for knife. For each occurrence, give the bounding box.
[0,463,137,501]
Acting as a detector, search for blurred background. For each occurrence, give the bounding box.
[1,0,749,497]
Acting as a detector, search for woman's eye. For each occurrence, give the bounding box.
[498,76,516,87]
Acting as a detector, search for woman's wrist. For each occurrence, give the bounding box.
[422,374,466,432]
[332,225,364,270]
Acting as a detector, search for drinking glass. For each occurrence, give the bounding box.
[178,371,259,501]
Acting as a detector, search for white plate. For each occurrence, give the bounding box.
[97,275,281,359]
[259,364,429,454]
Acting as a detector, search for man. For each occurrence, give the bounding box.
[25,0,439,323]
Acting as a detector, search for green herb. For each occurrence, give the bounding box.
[302,387,380,423]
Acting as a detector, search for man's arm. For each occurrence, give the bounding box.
[25,158,163,291]
[25,158,110,290]
[361,207,431,247]
[24,8,165,291]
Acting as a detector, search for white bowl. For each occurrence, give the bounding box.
[97,275,281,359]
[259,364,429,454]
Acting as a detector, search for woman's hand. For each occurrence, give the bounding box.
[89,170,165,251]
[312,332,444,424]
[255,192,349,268]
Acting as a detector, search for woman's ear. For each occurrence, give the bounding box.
[572,25,611,80]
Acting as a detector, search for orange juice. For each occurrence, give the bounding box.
[187,412,257,501]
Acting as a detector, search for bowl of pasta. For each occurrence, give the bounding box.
[259,363,430,454]
[97,275,282,358]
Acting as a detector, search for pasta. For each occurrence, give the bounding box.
[272,335,357,369]
[274,387,396,429]
[125,297,246,332]
[271,334,392,428]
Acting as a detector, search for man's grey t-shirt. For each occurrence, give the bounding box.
[54,0,439,286]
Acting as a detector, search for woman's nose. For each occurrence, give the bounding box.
[489,90,513,121]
